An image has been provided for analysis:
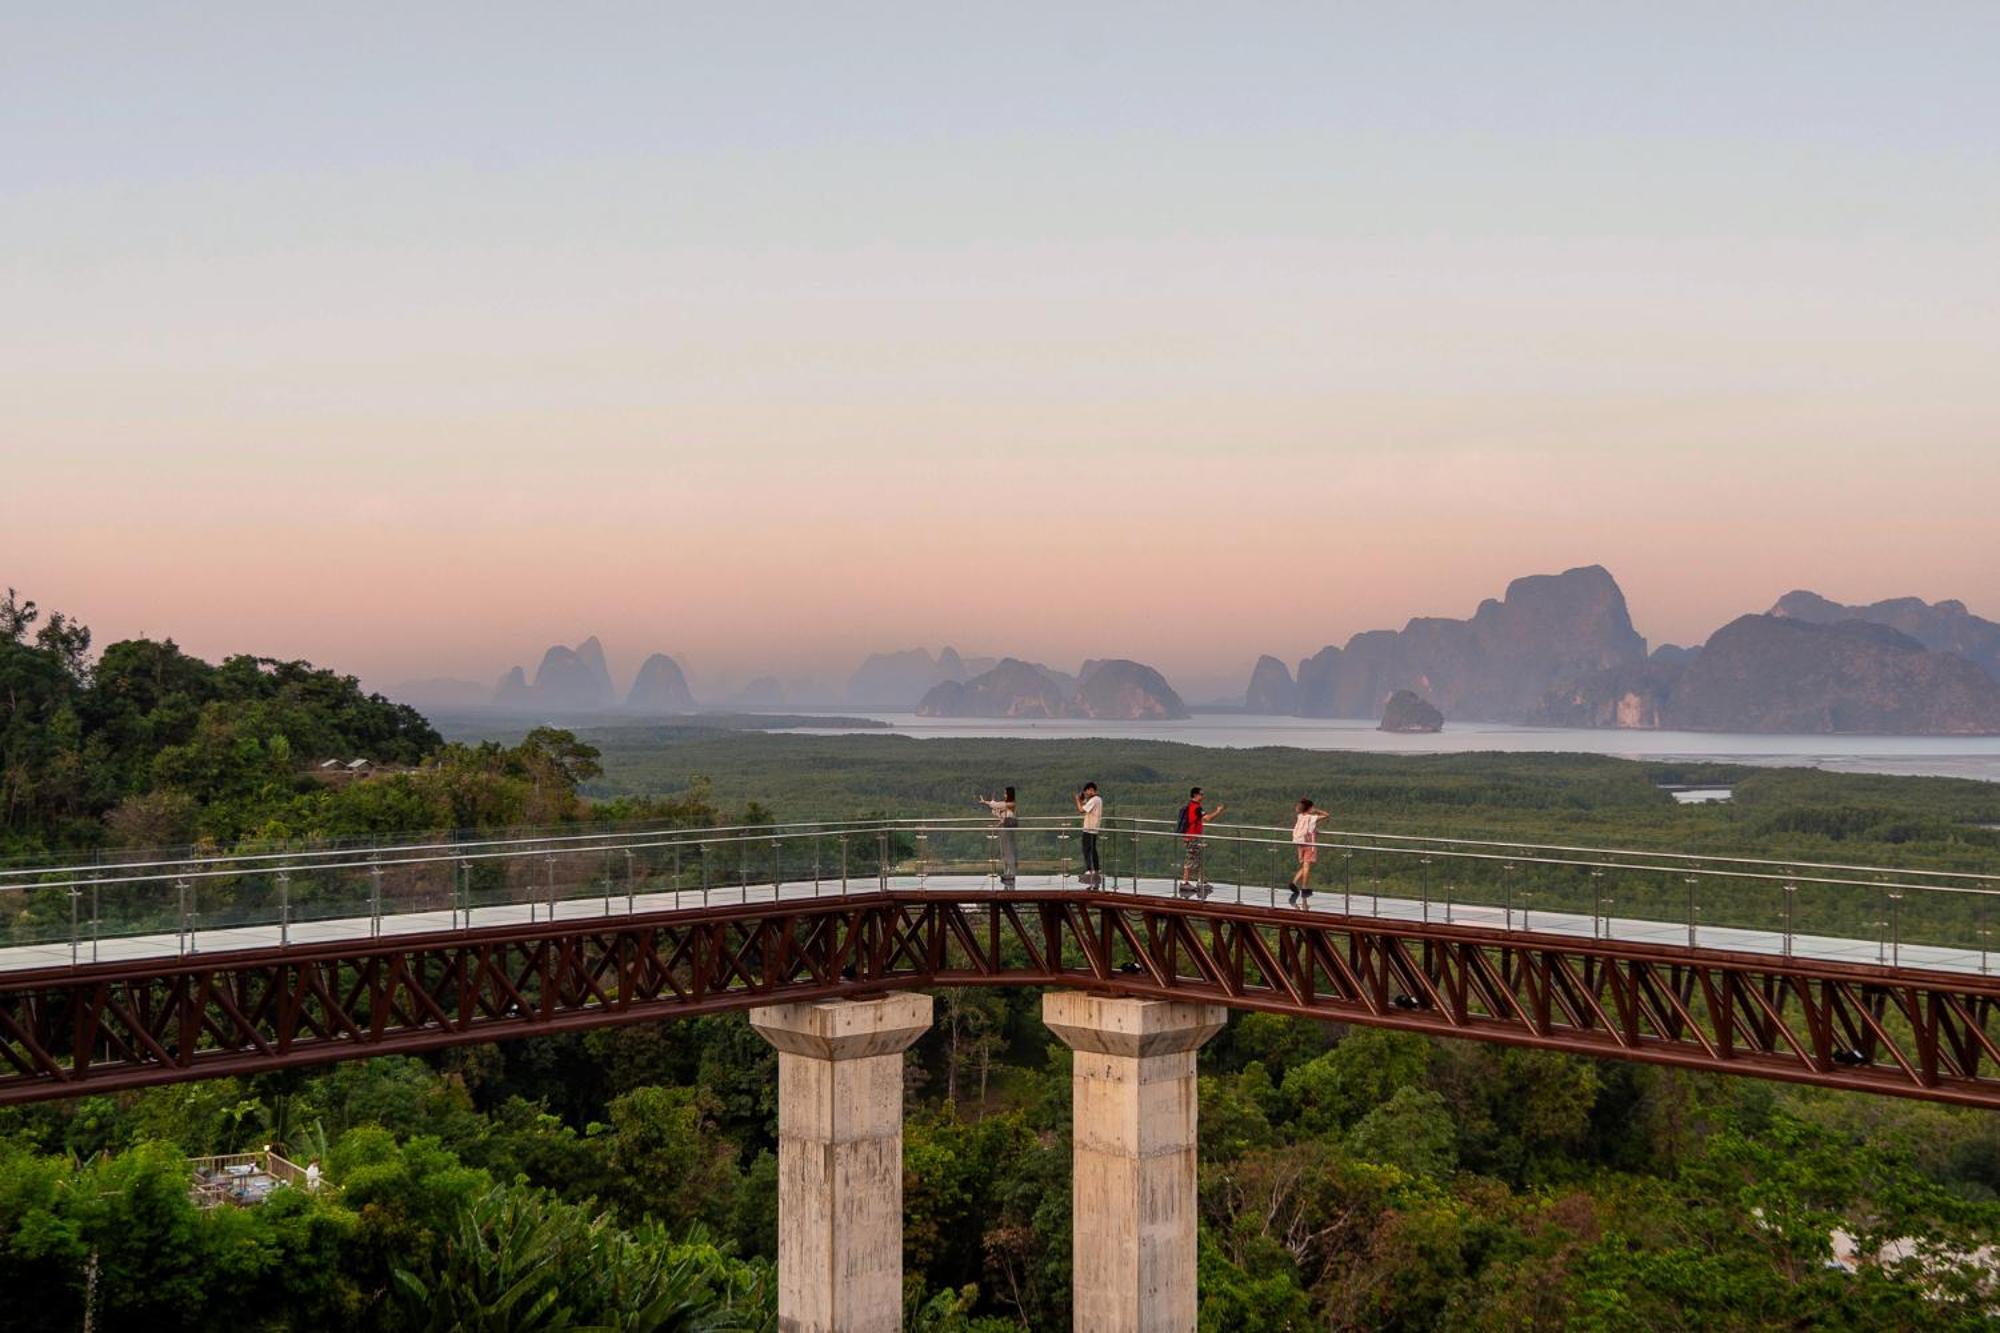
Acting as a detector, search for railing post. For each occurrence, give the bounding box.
[1976,892,1992,976]
[177,875,194,956]
[1341,850,1353,915]
[370,858,383,938]
[90,872,100,963]
[278,870,291,947]
[839,835,849,895]
[1782,883,1796,958]
[625,849,636,916]
[68,878,80,965]
[543,853,556,924]
[1420,857,1432,924]
[916,831,929,889]
[771,836,781,898]
[878,831,889,892]
[1685,876,1698,949]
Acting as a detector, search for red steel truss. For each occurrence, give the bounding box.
[3,889,1998,1106]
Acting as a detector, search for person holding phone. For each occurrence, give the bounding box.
[978,786,1019,886]
[1074,782,1103,887]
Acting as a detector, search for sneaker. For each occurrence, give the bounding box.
[1287,888,1299,905]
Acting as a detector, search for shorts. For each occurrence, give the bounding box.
[1295,844,1318,865]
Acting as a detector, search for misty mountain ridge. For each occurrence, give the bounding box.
[486,637,699,717]
[845,646,1000,706]
[918,657,1189,720]
[1769,591,2000,683]
[1243,568,2000,736]
[409,573,1998,735]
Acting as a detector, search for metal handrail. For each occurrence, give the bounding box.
[1,813,1994,900]
[8,809,1997,885]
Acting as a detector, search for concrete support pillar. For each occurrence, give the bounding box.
[1042,992,1227,1333]
[749,992,932,1333]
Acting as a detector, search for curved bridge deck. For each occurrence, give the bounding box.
[2,818,1996,1106]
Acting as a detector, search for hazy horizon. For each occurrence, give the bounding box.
[14,562,1999,707]
[8,6,1996,694]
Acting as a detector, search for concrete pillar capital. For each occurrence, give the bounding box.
[749,992,933,1060]
[1042,991,1227,1058]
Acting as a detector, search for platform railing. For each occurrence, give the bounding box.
[1,814,1995,976]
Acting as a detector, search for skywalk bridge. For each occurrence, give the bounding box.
[2,816,1997,1108]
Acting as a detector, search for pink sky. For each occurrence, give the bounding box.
[6,11,1997,695]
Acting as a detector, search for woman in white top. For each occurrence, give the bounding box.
[1073,782,1104,887]
[1289,797,1334,905]
[979,786,1019,885]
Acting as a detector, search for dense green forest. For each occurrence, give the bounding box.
[571,725,2000,870]
[4,595,2000,1329]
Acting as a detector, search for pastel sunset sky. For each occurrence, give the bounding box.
[6,5,1996,696]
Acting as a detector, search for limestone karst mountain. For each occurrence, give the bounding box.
[492,637,617,712]
[1771,591,2000,683]
[494,665,533,708]
[916,658,1068,718]
[1664,615,2000,735]
[1075,660,1189,720]
[1537,614,2000,735]
[846,647,971,706]
[917,657,1187,720]
[626,653,697,713]
[1243,655,1298,714]
[1291,565,1648,723]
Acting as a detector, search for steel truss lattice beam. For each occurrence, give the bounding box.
[3,891,1998,1106]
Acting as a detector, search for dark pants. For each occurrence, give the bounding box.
[1081,832,1100,879]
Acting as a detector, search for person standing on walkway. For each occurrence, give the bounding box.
[1074,782,1104,887]
[979,787,1019,886]
[1177,787,1225,896]
[1289,797,1335,906]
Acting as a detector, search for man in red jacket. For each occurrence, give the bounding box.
[1176,787,1225,896]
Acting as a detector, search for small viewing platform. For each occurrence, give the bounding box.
[188,1150,316,1208]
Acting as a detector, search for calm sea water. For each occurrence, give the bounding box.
[773,713,2000,783]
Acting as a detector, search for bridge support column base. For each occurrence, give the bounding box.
[1043,992,1227,1333]
[750,992,933,1333]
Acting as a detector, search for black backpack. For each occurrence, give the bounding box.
[1175,802,1192,835]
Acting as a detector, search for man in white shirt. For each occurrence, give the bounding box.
[1074,782,1104,887]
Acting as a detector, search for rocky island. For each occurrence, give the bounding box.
[917,658,1188,720]
[1379,690,1444,733]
